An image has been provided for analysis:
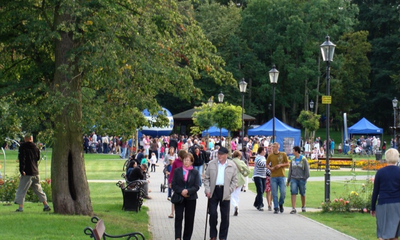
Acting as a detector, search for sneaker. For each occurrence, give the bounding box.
[302,206,306,212]
[268,206,272,211]
[43,206,51,212]
[234,206,238,216]
[273,208,279,214]
[279,204,284,213]
[167,197,171,201]
[143,195,152,199]
[257,207,264,211]
[16,209,23,212]
[290,209,297,214]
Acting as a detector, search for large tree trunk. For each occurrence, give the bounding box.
[51,9,93,215]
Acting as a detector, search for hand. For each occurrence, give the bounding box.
[286,182,289,187]
[168,183,171,188]
[275,164,280,169]
[370,210,376,217]
[181,189,189,197]
[205,192,211,198]
[22,171,26,176]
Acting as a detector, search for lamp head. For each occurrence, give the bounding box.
[320,35,336,62]
[239,78,247,93]
[218,92,224,103]
[269,65,279,84]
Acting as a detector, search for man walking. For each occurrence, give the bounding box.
[266,142,289,214]
[286,146,310,214]
[204,147,237,240]
[14,134,51,212]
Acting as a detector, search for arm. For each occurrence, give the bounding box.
[286,162,292,185]
[18,147,26,175]
[186,170,200,196]
[304,157,310,180]
[239,161,251,177]
[229,165,238,194]
[171,168,185,194]
[203,163,211,198]
[370,172,380,213]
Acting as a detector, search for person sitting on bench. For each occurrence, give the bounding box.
[128,163,152,199]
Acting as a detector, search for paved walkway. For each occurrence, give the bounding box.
[142,166,357,240]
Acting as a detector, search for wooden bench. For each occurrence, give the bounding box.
[317,157,354,171]
[84,216,145,240]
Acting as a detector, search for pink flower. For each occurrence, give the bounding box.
[345,201,349,204]
[339,198,343,202]
[334,199,338,202]
[363,208,368,213]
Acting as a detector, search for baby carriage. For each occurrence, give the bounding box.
[160,164,169,192]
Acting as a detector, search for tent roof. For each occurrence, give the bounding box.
[173,108,256,121]
[202,126,229,137]
[248,117,300,136]
[348,117,383,135]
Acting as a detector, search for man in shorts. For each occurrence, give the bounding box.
[286,146,310,214]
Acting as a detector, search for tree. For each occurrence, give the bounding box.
[240,0,358,124]
[297,110,321,141]
[0,0,234,215]
[212,102,242,154]
[192,100,215,142]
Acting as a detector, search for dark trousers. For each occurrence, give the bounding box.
[175,199,197,240]
[209,186,230,239]
[253,177,266,209]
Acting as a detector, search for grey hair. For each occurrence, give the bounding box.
[385,148,399,164]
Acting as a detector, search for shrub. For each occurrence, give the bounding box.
[321,176,373,213]
[0,174,52,203]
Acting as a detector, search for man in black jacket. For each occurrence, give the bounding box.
[14,134,51,212]
[128,163,151,199]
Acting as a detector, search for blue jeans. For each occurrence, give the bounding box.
[270,177,286,209]
[193,165,203,186]
[253,177,266,209]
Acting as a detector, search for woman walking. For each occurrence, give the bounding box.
[253,146,267,211]
[168,150,186,218]
[172,153,200,240]
[371,148,400,240]
[231,150,250,216]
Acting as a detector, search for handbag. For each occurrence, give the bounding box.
[171,192,184,204]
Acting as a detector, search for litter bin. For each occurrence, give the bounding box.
[375,151,382,161]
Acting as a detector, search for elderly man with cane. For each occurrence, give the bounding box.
[203,147,237,240]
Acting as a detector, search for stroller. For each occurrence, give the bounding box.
[160,164,169,192]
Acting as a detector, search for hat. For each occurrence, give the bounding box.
[218,147,229,154]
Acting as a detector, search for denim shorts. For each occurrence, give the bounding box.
[290,179,306,196]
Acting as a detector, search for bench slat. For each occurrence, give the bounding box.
[93,219,105,240]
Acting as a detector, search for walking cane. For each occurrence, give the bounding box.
[204,198,209,240]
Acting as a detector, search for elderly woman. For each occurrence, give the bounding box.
[172,153,200,240]
[231,150,250,216]
[371,148,400,240]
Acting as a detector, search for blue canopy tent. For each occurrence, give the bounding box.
[348,117,383,137]
[247,117,301,154]
[202,126,229,137]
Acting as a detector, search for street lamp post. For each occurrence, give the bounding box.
[393,97,398,148]
[269,65,279,143]
[239,79,248,155]
[218,92,224,140]
[320,35,336,203]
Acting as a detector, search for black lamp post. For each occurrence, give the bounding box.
[239,79,247,154]
[320,35,336,203]
[218,92,224,140]
[393,97,398,148]
[269,65,279,143]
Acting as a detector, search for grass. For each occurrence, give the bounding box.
[0,150,150,240]
[302,212,376,240]
[1,149,377,239]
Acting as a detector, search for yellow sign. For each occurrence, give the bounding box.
[322,96,332,104]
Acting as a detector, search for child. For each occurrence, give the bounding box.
[164,158,174,200]
[141,155,149,168]
[150,152,157,172]
[160,145,165,159]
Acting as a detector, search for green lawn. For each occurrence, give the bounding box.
[303,212,376,240]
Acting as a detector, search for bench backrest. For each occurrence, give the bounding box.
[93,219,106,240]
